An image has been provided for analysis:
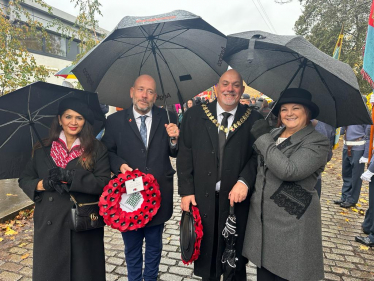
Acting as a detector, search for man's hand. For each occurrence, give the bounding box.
[165,123,179,144]
[120,164,133,174]
[180,195,197,212]
[229,181,248,206]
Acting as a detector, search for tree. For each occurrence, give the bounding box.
[0,0,104,96]
[294,0,372,94]
[0,0,51,96]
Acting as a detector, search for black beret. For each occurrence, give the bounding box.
[58,97,94,125]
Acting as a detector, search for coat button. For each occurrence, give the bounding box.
[203,214,207,218]
[141,149,145,153]
[47,221,52,225]
[211,151,215,154]
[145,167,149,171]
[207,172,212,176]
[205,192,209,197]
[49,197,53,202]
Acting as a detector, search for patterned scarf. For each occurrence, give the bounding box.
[50,131,83,168]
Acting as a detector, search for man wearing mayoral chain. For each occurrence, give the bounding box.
[177,69,262,280]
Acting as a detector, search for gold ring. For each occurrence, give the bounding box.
[174,130,177,133]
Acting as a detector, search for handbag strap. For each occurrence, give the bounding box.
[70,194,99,207]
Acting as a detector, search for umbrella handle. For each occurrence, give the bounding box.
[229,205,234,215]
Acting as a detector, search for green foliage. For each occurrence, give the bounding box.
[294,0,372,94]
[0,0,52,96]
[0,0,105,95]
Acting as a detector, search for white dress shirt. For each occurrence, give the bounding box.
[133,107,152,146]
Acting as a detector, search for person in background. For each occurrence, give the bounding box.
[96,103,109,140]
[250,97,256,105]
[240,93,250,106]
[334,124,370,208]
[187,99,194,109]
[194,96,202,106]
[311,119,335,198]
[258,99,271,119]
[356,151,374,247]
[243,88,329,281]
[19,97,110,281]
[101,74,178,281]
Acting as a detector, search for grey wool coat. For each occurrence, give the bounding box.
[243,124,329,281]
[18,140,111,281]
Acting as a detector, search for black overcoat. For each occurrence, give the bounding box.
[18,141,110,281]
[177,100,262,277]
[101,105,178,227]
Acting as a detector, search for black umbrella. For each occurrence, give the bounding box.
[72,10,228,110]
[221,205,238,281]
[223,30,372,127]
[0,81,105,179]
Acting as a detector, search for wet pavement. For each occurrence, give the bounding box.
[0,179,33,223]
[0,140,374,280]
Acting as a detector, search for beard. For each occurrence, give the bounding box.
[220,92,238,106]
[133,98,153,113]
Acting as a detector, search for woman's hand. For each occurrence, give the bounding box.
[250,119,271,140]
[36,180,46,191]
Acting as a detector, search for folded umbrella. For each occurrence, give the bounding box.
[0,81,105,179]
[223,30,372,127]
[72,10,228,109]
[221,205,238,281]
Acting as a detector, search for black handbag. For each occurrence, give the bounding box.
[70,194,105,232]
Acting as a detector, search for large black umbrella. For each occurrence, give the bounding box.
[0,82,105,179]
[223,30,372,127]
[72,10,228,109]
[221,205,238,281]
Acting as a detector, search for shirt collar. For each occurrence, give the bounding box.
[133,106,152,120]
[216,102,238,117]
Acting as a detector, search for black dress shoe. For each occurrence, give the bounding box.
[340,201,356,208]
[333,199,344,205]
[355,236,374,247]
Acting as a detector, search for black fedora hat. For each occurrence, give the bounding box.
[272,88,319,119]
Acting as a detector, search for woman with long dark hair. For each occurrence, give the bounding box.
[19,97,110,281]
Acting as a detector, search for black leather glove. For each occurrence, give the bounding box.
[42,176,69,194]
[42,177,56,191]
[250,119,271,140]
[49,167,75,184]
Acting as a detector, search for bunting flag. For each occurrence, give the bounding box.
[361,0,374,88]
[332,25,344,149]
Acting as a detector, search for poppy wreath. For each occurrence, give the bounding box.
[182,205,204,265]
[98,169,161,232]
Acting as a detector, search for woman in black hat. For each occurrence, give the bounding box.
[19,97,110,281]
[242,88,329,281]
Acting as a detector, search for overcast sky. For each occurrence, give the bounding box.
[44,0,303,36]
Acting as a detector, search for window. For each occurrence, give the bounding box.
[45,32,67,57]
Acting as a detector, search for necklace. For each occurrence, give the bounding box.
[202,104,252,133]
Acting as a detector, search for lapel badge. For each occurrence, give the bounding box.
[129,118,132,122]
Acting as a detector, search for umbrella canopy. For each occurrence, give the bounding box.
[0,81,105,179]
[221,205,238,281]
[72,10,228,108]
[223,30,372,127]
[55,65,77,79]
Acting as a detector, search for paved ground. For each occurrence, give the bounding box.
[0,140,374,281]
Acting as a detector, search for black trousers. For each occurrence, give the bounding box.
[257,267,288,281]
